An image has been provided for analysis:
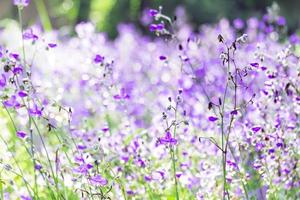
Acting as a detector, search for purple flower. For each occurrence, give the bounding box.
[148,9,158,17]
[3,95,21,108]
[0,74,6,88]
[208,116,218,122]
[29,104,43,117]
[149,24,157,32]
[13,0,30,7]
[94,54,104,64]
[10,53,20,61]
[251,126,261,133]
[230,110,238,115]
[176,172,182,178]
[233,18,244,29]
[113,88,130,100]
[159,55,167,60]
[16,131,27,139]
[289,33,300,45]
[250,63,259,68]
[48,43,57,48]
[13,66,23,75]
[77,144,87,150]
[34,164,42,171]
[18,90,28,98]
[20,195,32,200]
[23,28,38,41]
[277,16,286,26]
[156,23,165,31]
[73,163,93,175]
[144,175,152,182]
[89,175,108,186]
[159,132,177,146]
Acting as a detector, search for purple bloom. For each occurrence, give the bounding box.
[159,132,177,146]
[156,23,165,31]
[73,164,93,175]
[176,172,182,178]
[89,175,108,186]
[250,62,259,68]
[159,55,167,60]
[230,110,238,115]
[13,0,30,7]
[48,43,57,48]
[149,24,157,32]
[29,104,43,117]
[148,9,158,17]
[208,116,218,122]
[13,66,23,75]
[16,131,27,139]
[289,33,300,45]
[10,53,20,61]
[94,54,104,64]
[251,126,261,133]
[77,144,87,150]
[144,175,152,181]
[20,195,32,200]
[0,74,6,88]
[23,28,38,41]
[113,88,130,100]
[34,164,42,171]
[233,18,244,29]
[18,90,28,98]
[277,16,286,26]
[3,95,21,108]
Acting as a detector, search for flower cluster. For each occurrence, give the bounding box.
[0,3,299,200]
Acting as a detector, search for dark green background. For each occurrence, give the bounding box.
[0,0,299,38]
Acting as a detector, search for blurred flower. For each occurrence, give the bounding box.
[89,175,108,186]
[23,28,38,41]
[13,0,30,7]
[208,116,218,122]
[148,9,158,17]
[94,54,104,64]
[159,132,177,146]
[16,131,27,139]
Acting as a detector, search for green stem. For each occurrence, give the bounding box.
[34,0,52,31]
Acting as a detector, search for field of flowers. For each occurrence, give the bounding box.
[0,1,299,200]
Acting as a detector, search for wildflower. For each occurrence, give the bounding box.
[251,126,261,133]
[48,43,57,48]
[34,164,42,171]
[233,18,244,29]
[149,24,157,32]
[13,0,30,7]
[148,9,158,17]
[230,110,238,115]
[277,16,286,26]
[159,55,167,60]
[29,104,43,117]
[73,163,93,175]
[94,54,104,64]
[20,195,32,200]
[0,74,6,88]
[23,28,38,41]
[3,95,21,108]
[113,88,130,100]
[18,90,28,98]
[89,175,108,186]
[159,132,177,146]
[208,116,218,122]
[16,131,27,139]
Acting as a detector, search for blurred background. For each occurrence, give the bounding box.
[0,0,299,38]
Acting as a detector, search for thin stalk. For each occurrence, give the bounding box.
[33,0,52,31]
